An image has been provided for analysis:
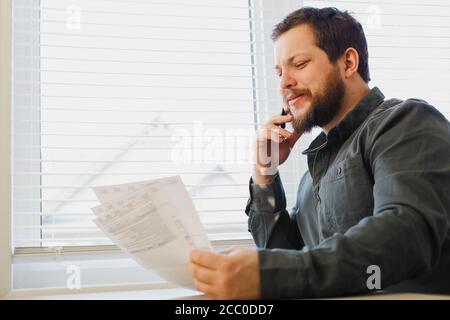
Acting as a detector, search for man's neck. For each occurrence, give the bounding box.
[322,83,370,135]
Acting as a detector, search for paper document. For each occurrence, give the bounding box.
[91,176,211,289]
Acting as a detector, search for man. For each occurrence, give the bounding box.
[187,7,450,299]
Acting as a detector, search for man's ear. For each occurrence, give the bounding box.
[342,47,359,79]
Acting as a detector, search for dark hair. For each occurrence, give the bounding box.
[272,7,370,82]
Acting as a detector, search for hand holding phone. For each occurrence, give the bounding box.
[252,106,301,183]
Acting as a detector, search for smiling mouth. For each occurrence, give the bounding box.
[288,94,306,105]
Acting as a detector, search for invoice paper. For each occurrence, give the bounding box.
[91,176,211,289]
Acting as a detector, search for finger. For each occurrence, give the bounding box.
[203,293,217,300]
[257,126,290,143]
[189,249,221,269]
[269,126,293,139]
[283,104,291,115]
[193,279,216,297]
[188,262,215,285]
[258,126,292,142]
[260,128,284,144]
[286,130,302,147]
[268,114,293,126]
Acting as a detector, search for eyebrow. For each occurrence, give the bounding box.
[275,53,309,70]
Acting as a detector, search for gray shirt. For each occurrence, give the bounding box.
[245,87,450,298]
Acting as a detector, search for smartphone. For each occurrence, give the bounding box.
[280,108,287,129]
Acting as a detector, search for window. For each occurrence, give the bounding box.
[11,0,301,289]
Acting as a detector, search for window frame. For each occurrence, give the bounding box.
[0,0,12,298]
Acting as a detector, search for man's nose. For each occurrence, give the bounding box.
[279,71,297,90]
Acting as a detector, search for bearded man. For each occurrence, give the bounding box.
[187,7,450,299]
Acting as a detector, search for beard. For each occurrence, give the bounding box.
[289,67,345,134]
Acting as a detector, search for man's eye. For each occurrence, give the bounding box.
[295,62,307,69]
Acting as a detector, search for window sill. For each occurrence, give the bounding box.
[3,282,205,300]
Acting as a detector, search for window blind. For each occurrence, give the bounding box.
[15,0,449,251]
[12,0,302,249]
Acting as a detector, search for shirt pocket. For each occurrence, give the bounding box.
[319,156,374,233]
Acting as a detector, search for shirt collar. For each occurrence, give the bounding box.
[302,86,385,155]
